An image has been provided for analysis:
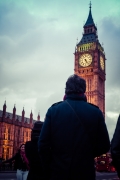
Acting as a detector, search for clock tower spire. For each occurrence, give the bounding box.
[74,3,106,116]
[84,1,95,27]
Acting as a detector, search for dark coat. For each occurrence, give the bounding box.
[111,115,120,178]
[25,138,44,180]
[38,94,110,180]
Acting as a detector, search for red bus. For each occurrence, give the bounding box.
[95,153,116,172]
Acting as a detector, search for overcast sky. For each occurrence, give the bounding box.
[0,0,120,139]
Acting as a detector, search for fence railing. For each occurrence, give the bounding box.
[0,163,15,171]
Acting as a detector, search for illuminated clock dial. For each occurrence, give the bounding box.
[100,56,104,70]
[79,54,92,67]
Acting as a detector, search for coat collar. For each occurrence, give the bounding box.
[65,93,87,102]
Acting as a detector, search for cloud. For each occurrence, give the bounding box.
[99,17,120,89]
[99,17,120,116]
[97,16,120,139]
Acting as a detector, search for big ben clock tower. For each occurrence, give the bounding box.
[74,3,106,116]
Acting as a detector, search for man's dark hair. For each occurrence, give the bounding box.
[65,74,86,95]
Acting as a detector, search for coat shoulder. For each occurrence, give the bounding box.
[88,103,99,109]
[25,141,31,147]
[51,101,63,107]
[25,141,31,145]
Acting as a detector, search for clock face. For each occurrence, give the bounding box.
[100,56,104,70]
[79,54,92,67]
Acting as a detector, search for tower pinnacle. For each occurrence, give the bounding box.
[89,1,92,9]
[84,1,95,27]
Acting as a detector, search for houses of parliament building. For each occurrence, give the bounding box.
[0,102,40,160]
[0,3,106,160]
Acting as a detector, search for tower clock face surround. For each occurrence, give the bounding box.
[100,56,104,70]
[79,54,92,67]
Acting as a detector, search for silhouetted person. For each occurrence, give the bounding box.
[38,74,110,180]
[25,121,44,180]
[2,144,29,180]
[111,115,120,178]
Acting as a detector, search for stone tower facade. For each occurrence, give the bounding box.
[74,3,106,116]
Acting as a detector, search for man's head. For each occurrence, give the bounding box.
[31,121,43,140]
[32,121,43,132]
[65,74,86,95]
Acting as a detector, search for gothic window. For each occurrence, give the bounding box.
[8,130,10,139]
[6,148,9,155]
[6,154,9,160]
[26,132,28,137]
[90,79,91,91]
[18,129,20,136]
[8,134,10,140]
[88,79,89,92]
[2,148,5,160]
[8,128,10,134]
[4,127,6,133]
[6,148,9,159]
[88,79,91,92]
